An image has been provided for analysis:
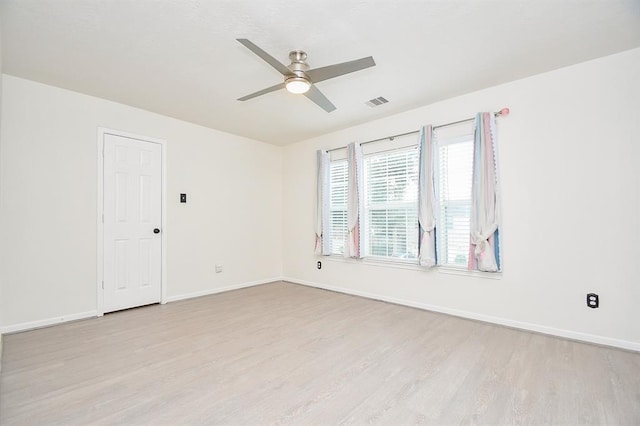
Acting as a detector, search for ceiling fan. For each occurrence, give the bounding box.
[236,38,376,112]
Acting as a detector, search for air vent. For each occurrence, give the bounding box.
[365,96,389,107]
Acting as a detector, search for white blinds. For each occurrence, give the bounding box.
[329,160,348,255]
[436,138,474,267]
[365,147,419,259]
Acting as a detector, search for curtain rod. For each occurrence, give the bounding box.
[327,107,510,152]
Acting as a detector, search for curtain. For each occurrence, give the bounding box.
[315,150,331,255]
[418,125,437,267]
[468,112,501,272]
[345,143,363,258]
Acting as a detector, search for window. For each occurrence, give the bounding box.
[364,147,419,260]
[326,131,477,268]
[435,137,474,267]
[329,160,348,255]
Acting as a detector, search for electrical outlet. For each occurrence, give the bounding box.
[215,264,223,273]
[586,293,599,308]
[317,261,322,270]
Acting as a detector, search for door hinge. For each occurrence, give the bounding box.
[101,280,104,289]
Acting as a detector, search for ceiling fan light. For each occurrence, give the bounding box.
[285,77,311,94]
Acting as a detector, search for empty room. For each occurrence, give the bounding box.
[1,0,639,424]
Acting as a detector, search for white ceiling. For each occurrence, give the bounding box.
[1,1,639,146]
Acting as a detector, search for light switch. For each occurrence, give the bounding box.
[180,193,187,203]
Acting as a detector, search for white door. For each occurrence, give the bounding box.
[103,134,162,312]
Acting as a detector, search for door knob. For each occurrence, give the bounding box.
[153,228,160,234]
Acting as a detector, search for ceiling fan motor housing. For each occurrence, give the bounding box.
[288,50,310,77]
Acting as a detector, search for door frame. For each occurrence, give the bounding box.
[96,127,168,316]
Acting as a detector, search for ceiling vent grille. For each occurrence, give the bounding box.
[365,96,389,107]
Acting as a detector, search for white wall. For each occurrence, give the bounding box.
[282,48,640,350]
[0,75,283,329]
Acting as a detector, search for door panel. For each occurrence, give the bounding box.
[103,134,162,312]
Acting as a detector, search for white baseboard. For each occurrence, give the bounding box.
[1,278,283,334]
[164,277,281,303]
[283,277,640,353]
[0,311,98,334]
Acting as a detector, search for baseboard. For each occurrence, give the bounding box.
[0,278,282,335]
[165,277,281,303]
[283,277,640,353]
[0,311,98,334]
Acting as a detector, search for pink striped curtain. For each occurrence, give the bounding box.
[418,125,437,267]
[468,113,501,272]
[345,143,363,258]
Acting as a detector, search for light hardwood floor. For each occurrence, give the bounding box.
[1,281,639,425]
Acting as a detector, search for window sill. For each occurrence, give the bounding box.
[436,265,503,280]
[321,255,502,279]
[324,254,424,271]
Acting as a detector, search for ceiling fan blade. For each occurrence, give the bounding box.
[237,82,286,101]
[306,56,376,83]
[236,39,291,76]
[304,85,336,112]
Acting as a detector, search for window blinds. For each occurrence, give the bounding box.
[365,147,419,259]
[329,160,348,255]
[436,139,474,267]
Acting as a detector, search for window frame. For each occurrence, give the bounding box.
[362,145,419,262]
[434,134,475,270]
[328,158,349,256]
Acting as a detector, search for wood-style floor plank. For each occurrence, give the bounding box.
[1,281,639,425]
